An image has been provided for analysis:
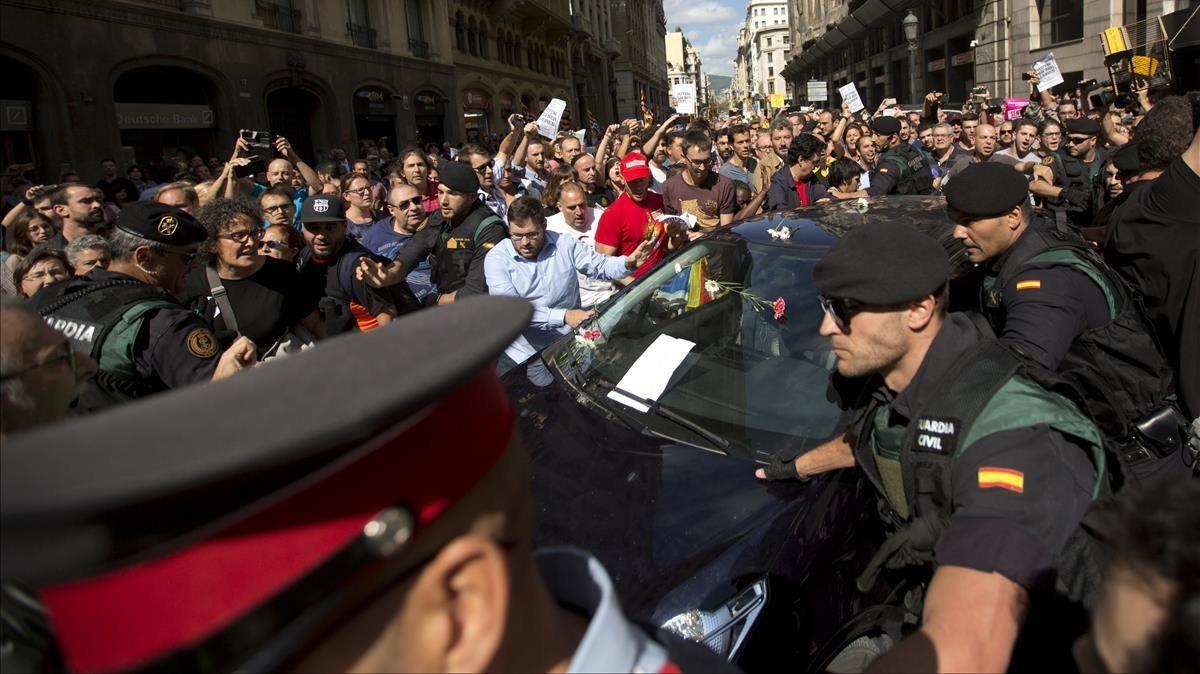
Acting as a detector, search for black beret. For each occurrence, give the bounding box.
[869,116,901,136]
[1064,117,1100,135]
[299,194,346,223]
[1111,141,1139,172]
[438,161,480,194]
[114,201,206,246]
[813,222,949,305]
[943,162,1029,218]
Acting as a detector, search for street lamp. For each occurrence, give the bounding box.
[902,10,919,104]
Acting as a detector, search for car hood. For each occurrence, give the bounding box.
[506,359,869,623]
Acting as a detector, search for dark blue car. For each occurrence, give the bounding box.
[503,196,970,671]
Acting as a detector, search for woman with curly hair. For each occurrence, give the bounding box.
[178,198,321,350]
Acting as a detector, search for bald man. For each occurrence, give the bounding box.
[975,124,1021,167]
[0,299,96,436]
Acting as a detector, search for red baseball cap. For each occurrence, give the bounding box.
[620,152,652,182]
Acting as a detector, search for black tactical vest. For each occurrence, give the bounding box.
[31,277,179,412]
[880,143,936,195]
[981,223,1188,487]
[854,339,1107,608]
[431,206,505,293]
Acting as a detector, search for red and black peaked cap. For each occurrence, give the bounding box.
[0,296,533,673]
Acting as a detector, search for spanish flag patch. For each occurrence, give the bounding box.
[978,467,1024,493]
[1015,279,1042,291]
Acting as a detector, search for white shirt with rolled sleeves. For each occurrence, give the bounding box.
[485,230,630,366]
[546,205,612,310]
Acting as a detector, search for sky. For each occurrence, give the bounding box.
[663,0,745,78]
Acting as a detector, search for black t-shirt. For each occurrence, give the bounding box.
[1103,156,1200,418]
[298,239,418,331]
[181,257,317,347]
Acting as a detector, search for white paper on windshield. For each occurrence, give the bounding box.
[607,334,696,412]
[838,83,864,113]
[1032,53,1064,92]
[537,98,567,139]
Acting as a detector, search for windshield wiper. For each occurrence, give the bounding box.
[608,385,731,451]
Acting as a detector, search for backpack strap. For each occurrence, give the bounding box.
[474,214,505,244]
[205,267,240,334]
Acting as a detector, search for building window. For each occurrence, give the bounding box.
[1038,0,1084,45]
[767,52,773,62]
[768,67,774,76]
[454,11,466,52]
[769,80,775,93]
[783,34,789,43]
[767,37,772,46]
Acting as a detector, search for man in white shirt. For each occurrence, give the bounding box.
[545,181,611,309]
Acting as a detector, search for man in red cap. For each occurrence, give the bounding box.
[594,152,688,280]
[0,298,732,673]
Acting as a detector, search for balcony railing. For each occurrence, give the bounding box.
[348,22,377,48]
[409,39,430,58]
[256,0,302,34]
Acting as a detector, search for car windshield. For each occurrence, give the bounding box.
[553,236,848,460]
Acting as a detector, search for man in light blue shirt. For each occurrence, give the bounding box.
[485,196,651,373]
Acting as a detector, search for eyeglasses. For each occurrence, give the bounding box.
[0,340,75,383]
[263,204,293,214]
[345,186,372,196]
[219,229,264,244]
[260,240,293,253]
[509,231,543,242]
[21,267,70,284]
[818,295,862,331]
[472,165,492,175]
[388,196,424,210]
[1000,129,1015,135]
[1068,136,1094,145]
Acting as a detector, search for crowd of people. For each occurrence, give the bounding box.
[1,62,1198,673]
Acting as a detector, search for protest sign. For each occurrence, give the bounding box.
[536,98,567,138]
[1032,53,1064,92]
[838,82,864,113]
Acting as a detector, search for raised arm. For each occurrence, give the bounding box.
[275,136,320,191]
[495,114,524,166]
[512,122,539,169]
[642,114,681,158]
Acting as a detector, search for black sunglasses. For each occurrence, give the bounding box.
[388,196,423,210]
[819,295,862,331]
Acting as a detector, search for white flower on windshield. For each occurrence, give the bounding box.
[767,225,793,241]
[853,198,870,214]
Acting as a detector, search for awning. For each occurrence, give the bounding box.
[791,0,921,72]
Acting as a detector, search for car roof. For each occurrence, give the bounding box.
[713,195,972,277]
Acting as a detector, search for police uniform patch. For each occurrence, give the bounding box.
[1041,156,1055,166]
[481,242,495,250]
[914,416,960,454]
[1016,279,1042,291]
[186,328,219,359]
[978,467,1024,493]
[879,166,890,173]
[158,216,179,236]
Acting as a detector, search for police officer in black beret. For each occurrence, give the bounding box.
[356,161,507,303]
[758,222,1104,671]
[1064,118,1111,206]
[945,162,1191,486]
[1,297,733,674]
[865,116,936,196]
[27,202,256,413]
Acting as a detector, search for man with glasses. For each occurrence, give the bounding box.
[997,121,1015,150]
[259,185,297,229]
[361,184,436,305]
[1064,117,1111,212]
[486,196,650,373]
[929,123,971,188]
[462,144,510,220]
[662,132,738,232]
[28,202,256,413]
[0,299,96,436]
[356,162,507,304]
[758,221,1104,673]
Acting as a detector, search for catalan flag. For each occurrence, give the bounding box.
[978,467,1024,493]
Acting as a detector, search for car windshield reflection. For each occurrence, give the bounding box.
[553,237,847,459]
